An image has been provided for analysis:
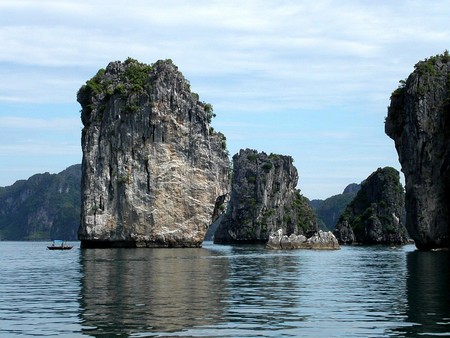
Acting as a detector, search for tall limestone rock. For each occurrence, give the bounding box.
[78,58,230,248]
[385,52,450,250]
[334,167,408,245]
[213,149,318,244]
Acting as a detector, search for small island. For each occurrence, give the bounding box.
[78,58,229,248]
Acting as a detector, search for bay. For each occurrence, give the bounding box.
[0,242,449,337]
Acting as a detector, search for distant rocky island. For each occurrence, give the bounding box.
[333,167,408,245]
[0,165,80,240]
[310,183,360,231]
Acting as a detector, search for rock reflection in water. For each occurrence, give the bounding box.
[403,250,450,337]
[79,247,227,336]
[215,245,304,332]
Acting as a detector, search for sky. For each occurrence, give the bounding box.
[0,0,449,200]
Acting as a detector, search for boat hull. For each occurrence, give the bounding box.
[47,246,73,250]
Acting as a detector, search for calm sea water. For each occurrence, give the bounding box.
[0,242,449,337]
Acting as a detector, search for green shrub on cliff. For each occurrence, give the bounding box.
[77,68,106,117]
[414,51,450,76]
[203,103,216,123]
[122,57,153,91]
[391,79,407,98]
[293,190,317,234]
[216,132,227,150]
[262,162,273,172]
[247,153,258,162]
[78,58,153,112]
[85,68,106,95]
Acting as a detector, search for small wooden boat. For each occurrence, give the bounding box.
[47,240,73,250]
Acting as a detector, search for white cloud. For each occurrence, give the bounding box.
[0,141,80,156]
[0,0,449,198]
[0,116,80,131]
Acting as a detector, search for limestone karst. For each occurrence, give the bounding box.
[78,58,229,247]
[385,52,450,250]
[333,167,408,245]
[213,149,318,244]
[9,53,450,252]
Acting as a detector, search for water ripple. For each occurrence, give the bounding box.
[0,242,449,337]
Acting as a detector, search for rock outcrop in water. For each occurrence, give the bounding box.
[78,58,230,248]
[213,149,318,244]
[333,167,408,245]
[385,52,450,250]
[266,229,340,250]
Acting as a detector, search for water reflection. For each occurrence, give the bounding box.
[224,246,303,330]
[77,244,450,337]
[396,250,450,337]
[290,247,411,337]
[79,247,228,336]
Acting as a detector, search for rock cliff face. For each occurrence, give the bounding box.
[213,149,317,244]
[386,52,450,250]
[78,58,229,248]
[334,167,408,245]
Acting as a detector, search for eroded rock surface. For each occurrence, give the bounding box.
[386,52,450,250]
[266,229,340,250]
[333,167,408,245]
[78,58,229,247]
[214,149,317,244]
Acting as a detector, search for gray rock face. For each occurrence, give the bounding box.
[213,149,318,244]
[78,58,229,248]
[266,229,340,250]
[333,167,408,245]
[386,52,450,250]
[332,220,355,244]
